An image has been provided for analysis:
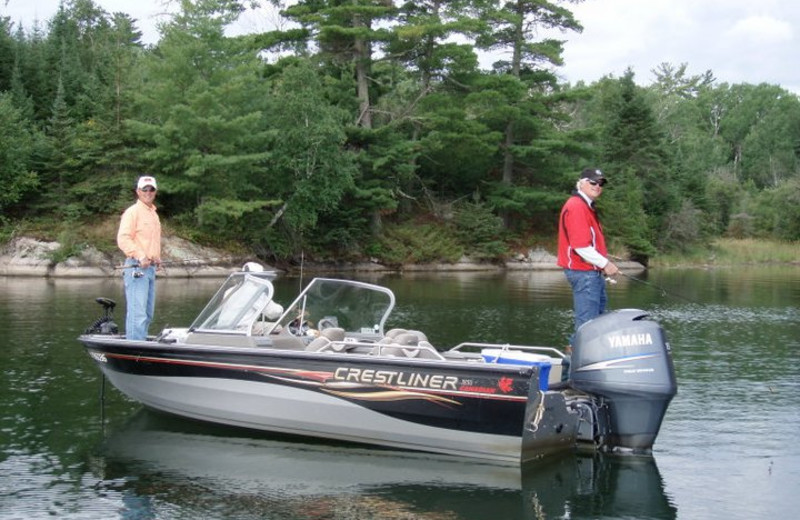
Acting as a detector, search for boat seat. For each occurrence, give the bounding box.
[305,336,331,352]
[392,333,422,346]
[319,327,346,341]
[270,332,307,351]
[372,340,445,360]
[378,330,427,345]
[251,321,278,335]
[404,329,428,342]
[310,340,358,353]
[379,328,408,342]
[305,328,350,352]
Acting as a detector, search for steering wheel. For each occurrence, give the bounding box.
[288,319,311,336]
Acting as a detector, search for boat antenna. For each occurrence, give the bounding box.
[299,250,305,291]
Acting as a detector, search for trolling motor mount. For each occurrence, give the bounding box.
[85,297,119,335]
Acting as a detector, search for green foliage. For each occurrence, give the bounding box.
[0,221,15,243]
[265,62,357,233]
[595,70,681,261]
[310,193,376,260]
[194,197,279,235]
[734,178,800,241]
[452,202,508,260]
[128,0,273,225]
[768,180,800,241]
[739,91,800,188]
[704,169,740,234]
[602,167,657,262]
[653,238,800,267]
[48,229,86,264]
[660,200,706,253]
[0,93,39,211]
[375,222,464,265]
[1,1,798,265]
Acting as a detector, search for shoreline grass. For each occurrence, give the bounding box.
[651,238,800,268]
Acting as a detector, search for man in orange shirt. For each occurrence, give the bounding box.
[117,175,162,340]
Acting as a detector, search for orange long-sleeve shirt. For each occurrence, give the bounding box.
[117,199,161,262]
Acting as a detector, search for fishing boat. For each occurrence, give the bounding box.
[79,264,677,465]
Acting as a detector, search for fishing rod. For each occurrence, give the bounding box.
[114,257,237,269]
[603,254,701,303]
[612,270,700,305]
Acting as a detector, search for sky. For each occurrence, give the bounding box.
[3,0,799,94]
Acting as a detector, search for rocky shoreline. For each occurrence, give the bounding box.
[0,236,644,278]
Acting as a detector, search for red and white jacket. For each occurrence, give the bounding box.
[557,193,608,271]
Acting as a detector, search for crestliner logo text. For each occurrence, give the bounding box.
[334,367,459,391]
[608,333,654,348]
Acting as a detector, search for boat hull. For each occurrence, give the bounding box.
[83,338,578,464]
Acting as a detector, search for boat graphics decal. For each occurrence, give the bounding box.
[102,351,333,381]
[573,353,659,372]
[88,344,536,436]
[323,388,461,406]
[92,349,530,404]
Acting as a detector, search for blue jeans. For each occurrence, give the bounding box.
[564,269,607,344]
[123,258,156,340]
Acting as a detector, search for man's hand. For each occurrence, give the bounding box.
[603,261,619,276]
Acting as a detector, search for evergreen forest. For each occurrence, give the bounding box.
[1,0,799,267]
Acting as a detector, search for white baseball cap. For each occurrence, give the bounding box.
[137,176,157,190]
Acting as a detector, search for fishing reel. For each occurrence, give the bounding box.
[85,297,119,335]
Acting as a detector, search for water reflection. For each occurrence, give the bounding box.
[95,411,676,520]
[3,268,798,519]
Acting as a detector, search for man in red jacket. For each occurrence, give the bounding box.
[557,168,619,345]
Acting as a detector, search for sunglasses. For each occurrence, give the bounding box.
[587,179,606,187]
[140,187,156,192]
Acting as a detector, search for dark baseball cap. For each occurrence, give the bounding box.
[580,168,607,186]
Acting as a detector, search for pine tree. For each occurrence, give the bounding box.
[126,0,272,232]
[473,0,583,228]
[601,70,671,262]
[0,94,39,215]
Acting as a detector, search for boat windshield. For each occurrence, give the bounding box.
[276,278,395,336]
[190,273,276,333]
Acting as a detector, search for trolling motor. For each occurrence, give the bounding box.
[84,297,119,335]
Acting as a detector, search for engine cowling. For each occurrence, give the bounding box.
[569,309,677,452]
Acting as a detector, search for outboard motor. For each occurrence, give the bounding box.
[570,309,677,452]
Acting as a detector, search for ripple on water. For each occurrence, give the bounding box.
[0,453,126,520]
[651,303,800,324]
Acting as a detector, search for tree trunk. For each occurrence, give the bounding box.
[353,14,372,129]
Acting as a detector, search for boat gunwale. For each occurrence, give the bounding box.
[78,333,547,378]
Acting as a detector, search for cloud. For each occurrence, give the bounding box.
[727,15,793,44]
[5,0,800,93]
[555,0,800,93]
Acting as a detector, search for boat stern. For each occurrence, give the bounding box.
[520,388,580,464]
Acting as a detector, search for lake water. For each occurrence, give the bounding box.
[1,267,798,519]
